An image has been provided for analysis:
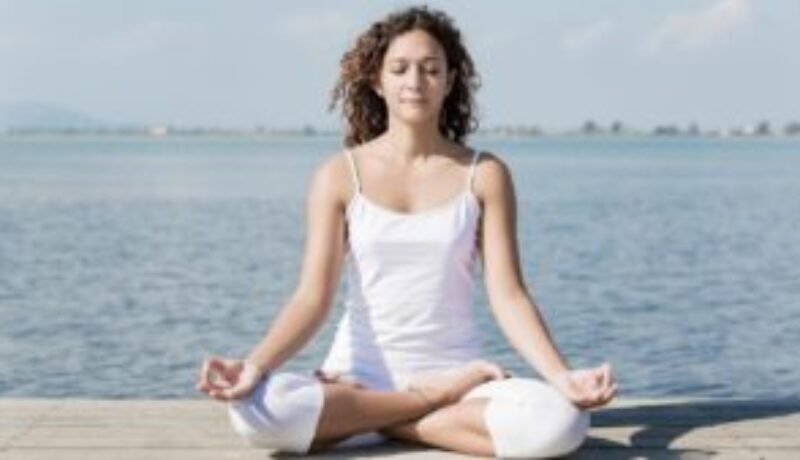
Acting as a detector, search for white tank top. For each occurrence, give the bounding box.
[320,148,484,391]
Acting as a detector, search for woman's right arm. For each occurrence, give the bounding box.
[197,153,350,400]
[243,154,350,374]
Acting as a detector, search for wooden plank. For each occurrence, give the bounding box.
[1,397,798,459]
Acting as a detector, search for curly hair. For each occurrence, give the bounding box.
[329,5,481,147]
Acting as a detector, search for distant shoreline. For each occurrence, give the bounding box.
[2,130,799,141]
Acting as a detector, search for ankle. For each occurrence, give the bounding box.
[408,386,442,410]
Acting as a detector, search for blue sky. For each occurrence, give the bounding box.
[1,0,798,130]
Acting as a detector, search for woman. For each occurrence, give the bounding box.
[197,6,617,458]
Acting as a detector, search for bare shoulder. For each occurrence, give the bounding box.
[308,150,355,209]
[473,151,514,201]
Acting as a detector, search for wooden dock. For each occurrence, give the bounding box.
[1,397,798,459]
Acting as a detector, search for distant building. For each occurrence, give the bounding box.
[785,122,800,136]
[581,120,599,135]
[652,124,681,136]
[754,121,771,136]
[148,125,168,137]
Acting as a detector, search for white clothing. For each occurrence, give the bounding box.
[319,148,484,391]
[227,148,590,457]
[228,373,324,453]
[228,372,590,458]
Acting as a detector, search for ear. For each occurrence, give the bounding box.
[372,79,384,98]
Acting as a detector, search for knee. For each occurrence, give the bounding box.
[227,372,324,453]
[540,405,590,458]
[486,385,591,458]
[509,404,589,458]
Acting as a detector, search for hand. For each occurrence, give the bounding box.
[196,356,265,402]
[408,360,509,409]
[551,362,618,410]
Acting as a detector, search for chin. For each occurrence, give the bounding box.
[393,109,438,126]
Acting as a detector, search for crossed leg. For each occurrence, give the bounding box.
[308,361,502,455]
[380,398,494,457]
[229,363,587,457]
[308,374,590,458]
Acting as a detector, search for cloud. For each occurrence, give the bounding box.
[642,0,752,54]
[561,18,614,53]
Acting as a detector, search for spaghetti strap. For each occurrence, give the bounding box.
[466,149,481,193]
[344,149,362,193]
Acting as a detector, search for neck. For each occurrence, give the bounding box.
[380,119,447,165]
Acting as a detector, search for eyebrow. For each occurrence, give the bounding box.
[386,56,442,64]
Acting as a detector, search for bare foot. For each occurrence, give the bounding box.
[313,369,366,390]
[407,360,507,409]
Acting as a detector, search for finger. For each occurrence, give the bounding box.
[208,359,232,381]
[592,367,605,387]
[489,364,507,380]
[574,370,600,392]
[221,359,245,381]
[577,396,597,410]
[585,382,617,409]
[214,359,245,387]
[198,358,211,386]
[212,392,232,402]
[568,386,598,410]
[210,387,238,402]
[199,358,218,389]
[220,380,257,401]
[225,385,251,400]
[602,382,618,402]
[607,364,617,387]
[597,363,610,388]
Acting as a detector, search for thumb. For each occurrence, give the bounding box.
[227,380,258,399]
[486,363,507,380]
[219,381,254,401]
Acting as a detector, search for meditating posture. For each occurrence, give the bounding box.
[197,6,617,458]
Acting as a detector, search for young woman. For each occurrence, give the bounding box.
[197,6,617,458]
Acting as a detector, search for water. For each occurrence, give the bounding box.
[1,135,798,399]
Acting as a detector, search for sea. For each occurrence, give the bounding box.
[1,135,798,399]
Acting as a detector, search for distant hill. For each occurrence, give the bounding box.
[0,103,110,131]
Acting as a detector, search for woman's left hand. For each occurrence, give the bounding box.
[550,362,618,410]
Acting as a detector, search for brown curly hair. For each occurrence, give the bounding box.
[329,5,481,147]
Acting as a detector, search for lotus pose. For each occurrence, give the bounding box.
[197,6,617,458]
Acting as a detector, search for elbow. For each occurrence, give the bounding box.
[289,289,333,317]
[488,283,530,311]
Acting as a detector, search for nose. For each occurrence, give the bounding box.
[406,65,424,89]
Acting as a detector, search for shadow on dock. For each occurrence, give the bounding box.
[270,399,800,459]
[576,398,800,459]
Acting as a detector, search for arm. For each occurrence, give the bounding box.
[476,154,569,383]
[244,154,349,373]
[476,153,617,409]
[198,154,350,400]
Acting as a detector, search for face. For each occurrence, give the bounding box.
[374,29,454,127]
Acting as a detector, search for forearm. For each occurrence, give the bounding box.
[245,296,328,373]
[491,290,570,382]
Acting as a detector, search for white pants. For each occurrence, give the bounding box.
[228,372,590,458]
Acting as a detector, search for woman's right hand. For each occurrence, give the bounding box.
[196,356,265,402]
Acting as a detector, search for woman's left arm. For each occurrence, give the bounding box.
[476,153,617,408]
